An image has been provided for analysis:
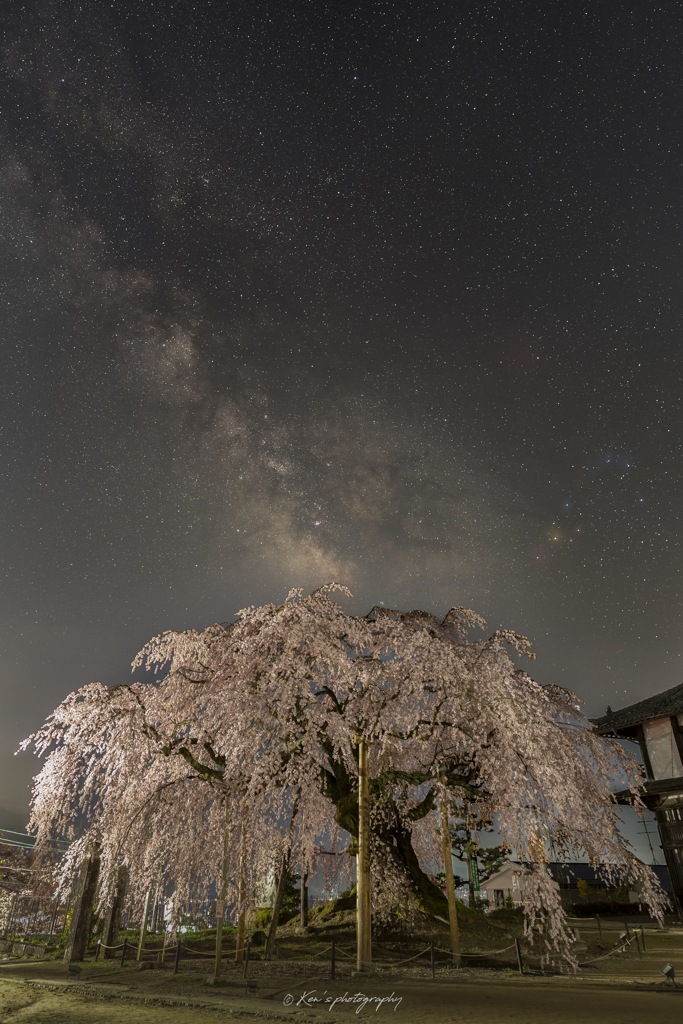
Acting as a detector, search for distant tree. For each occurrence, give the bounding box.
[21,585,668,962]
[281,868,302,913]
[448,808,508,904]
[478,846,508,882]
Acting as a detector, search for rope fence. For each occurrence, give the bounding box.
[434,944,516,959]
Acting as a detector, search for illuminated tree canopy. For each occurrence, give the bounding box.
[22,584,667,958]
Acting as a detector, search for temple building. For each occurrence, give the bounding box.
[592,683,683,910]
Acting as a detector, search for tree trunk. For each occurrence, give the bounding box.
[324,751,448,915]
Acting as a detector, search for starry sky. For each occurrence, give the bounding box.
[2,0,682,860]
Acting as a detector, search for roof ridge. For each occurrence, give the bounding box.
[592,681,683,733]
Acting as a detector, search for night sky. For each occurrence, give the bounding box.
[2,1,681,862]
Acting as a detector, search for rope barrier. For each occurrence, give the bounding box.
[434,943,516,959]
[368,947,433,966]
[295,945,333,960]
[88,933,642,973]
[333,946,357,959]
[577,935,636,966]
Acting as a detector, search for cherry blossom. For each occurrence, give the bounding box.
[21,584,667,963]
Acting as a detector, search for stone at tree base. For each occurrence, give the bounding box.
[64,844,100,964]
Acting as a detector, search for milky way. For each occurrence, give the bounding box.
[2,1,682,854]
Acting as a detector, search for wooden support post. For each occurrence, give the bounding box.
[430,940,435,979]
[120,937,127,968]
[235,804,248,962]
[300,873,309,928]
[640,926,646,950]
[243,938,250,978]
[515,937,523,975]
[266,849,291,960]
[95,940,101,961]
[173,939,181,974]
[64,844,101,963]
[439,779,460,965]
[595,913,601,938]
[4,894,16,938]
[356,735,372,971]
[215,800,230,980]
[102,865,128,959]
[635,932,642,958]
[136,889,153,961]
[150,892,159,934]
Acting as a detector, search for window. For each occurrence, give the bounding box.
[494,889,505,908]
[643,718,683,780]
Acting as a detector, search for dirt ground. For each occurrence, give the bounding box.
[3,914,683,1023]
[2,944,683,1024]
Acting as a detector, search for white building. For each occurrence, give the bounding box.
[482,861,559,909]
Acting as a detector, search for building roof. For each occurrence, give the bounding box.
[591,682,683,734]
[547,862,673,895]
[482,861,673,896]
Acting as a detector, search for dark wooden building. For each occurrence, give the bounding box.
[592,683,683,909]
